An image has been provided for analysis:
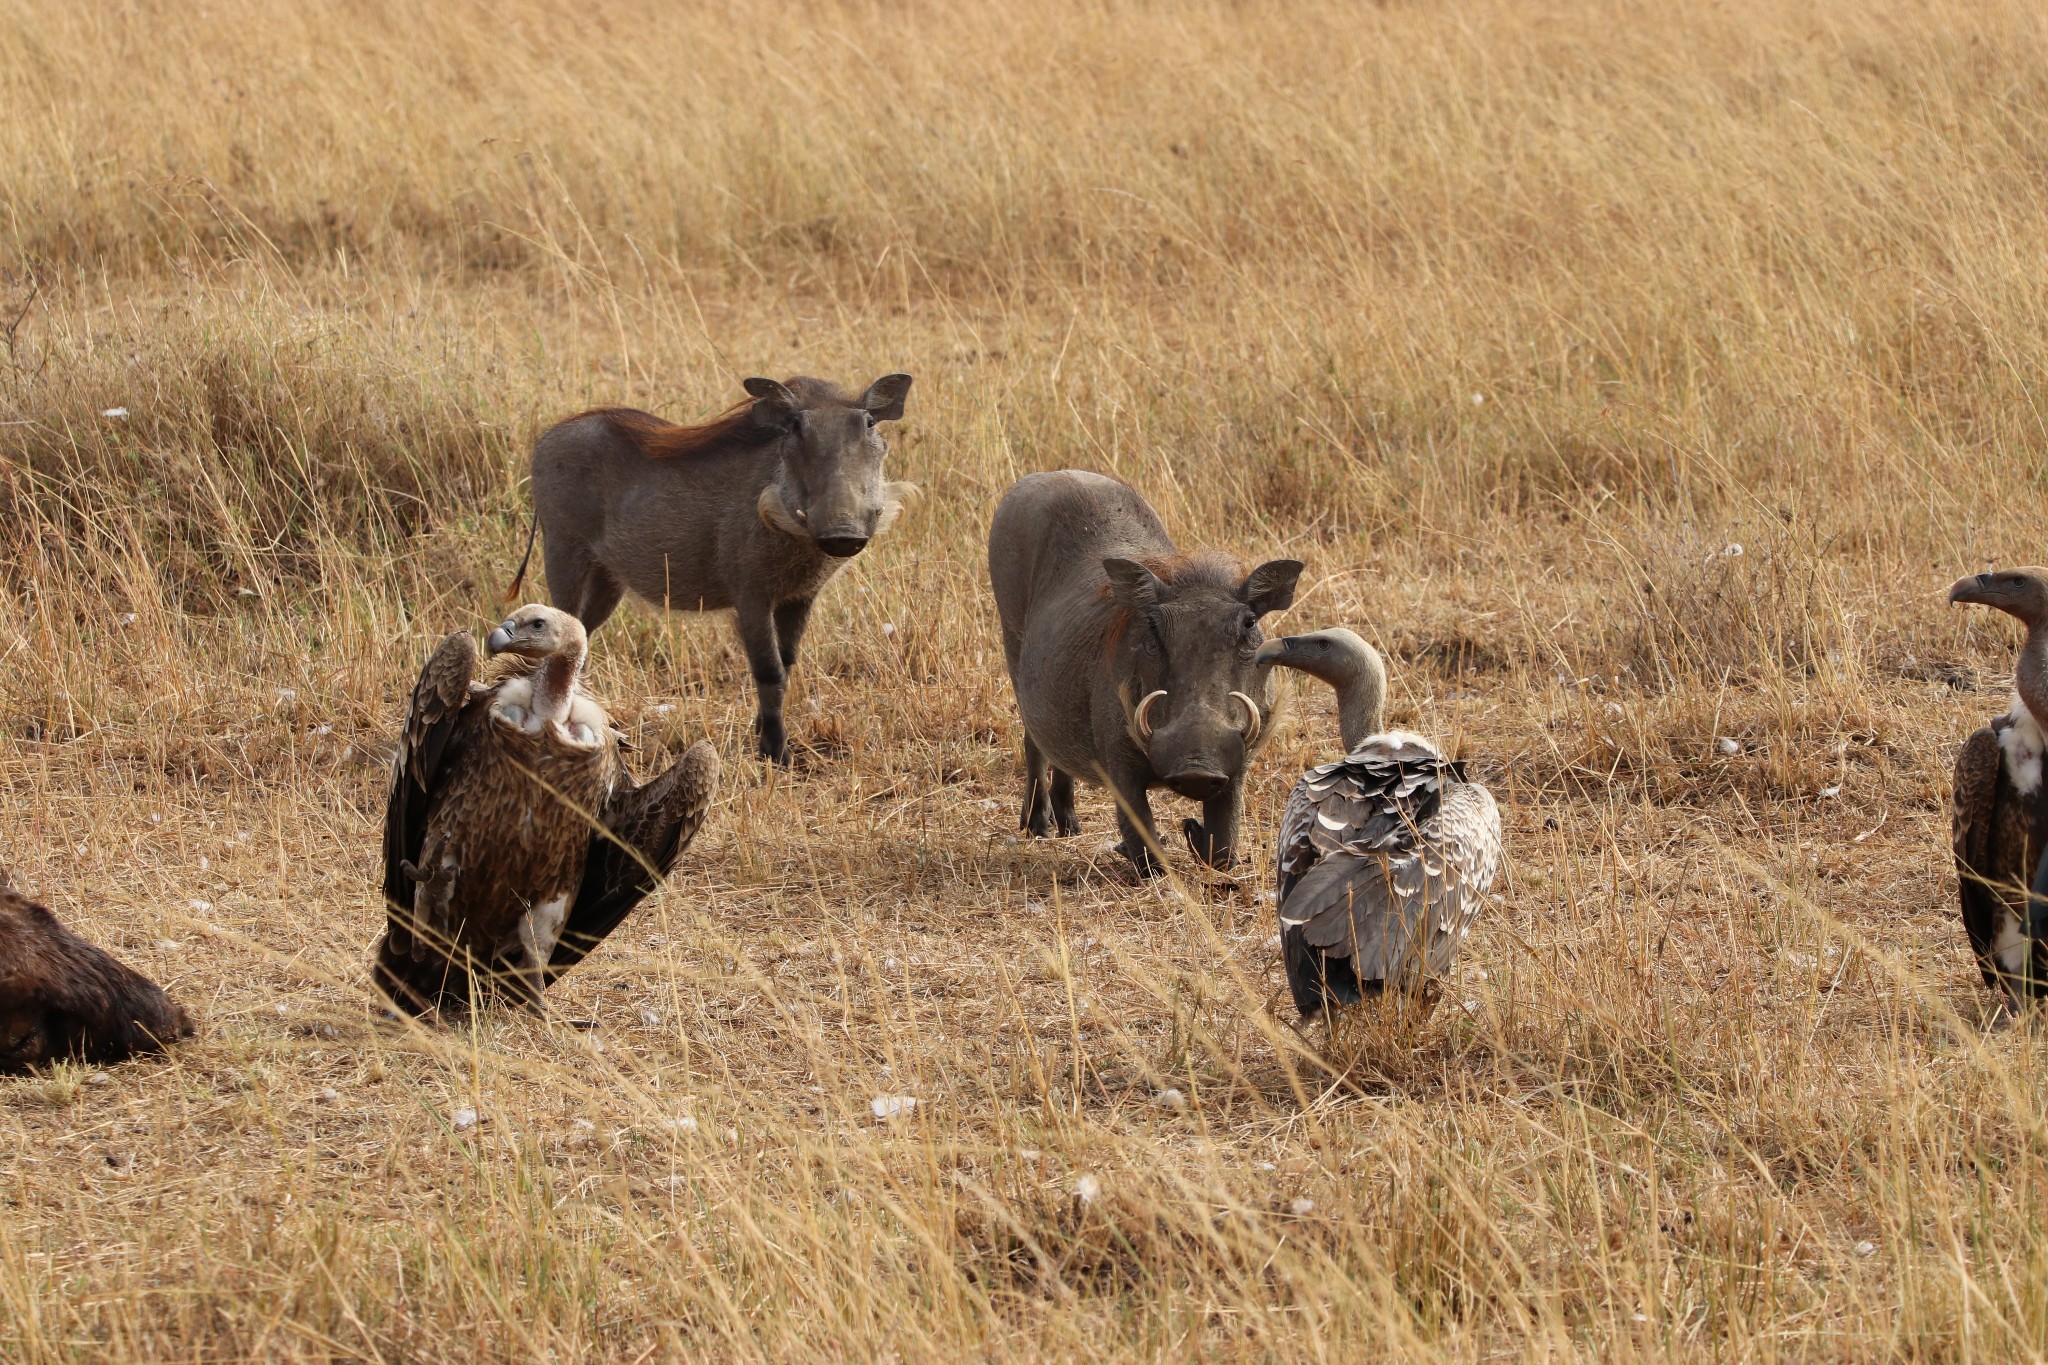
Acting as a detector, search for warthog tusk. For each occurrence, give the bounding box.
[1228,691,1261,746]
[1134,690,1167,740]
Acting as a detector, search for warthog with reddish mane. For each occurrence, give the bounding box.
[513,373,915,762]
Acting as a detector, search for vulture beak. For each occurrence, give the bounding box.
[485,623,514,655]
[1254,637,1293,667]
[1948,574,1993,606]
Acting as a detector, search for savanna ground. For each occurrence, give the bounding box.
[2,0,2047,1358]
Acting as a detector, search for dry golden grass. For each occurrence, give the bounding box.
[4,0,2048,1356]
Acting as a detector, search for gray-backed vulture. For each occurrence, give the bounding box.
[1,872,194,1073]
[1948,569,2048,1003]
[372,604,720,1016]
[1256,629,1503,1017]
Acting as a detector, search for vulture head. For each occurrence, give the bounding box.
[1949,569,2048,628]
[487,604,588,664]
[1256,628,1388,752]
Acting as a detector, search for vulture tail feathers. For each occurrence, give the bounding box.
[545,740,721,984]
[371,934,468,1017]
[1282,925,1372,1015]
[371,912,480,1016]
[1284,853,1439,985]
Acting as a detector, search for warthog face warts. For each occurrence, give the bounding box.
[1106,555,1303,800]
[753,374,917,559]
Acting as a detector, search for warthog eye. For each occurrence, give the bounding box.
[864,411,880,428]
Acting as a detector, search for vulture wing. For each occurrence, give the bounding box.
[374,631,479,1011]
[1952,724,2007,990]
[545,739,721,984]
[1275,738,1501,1015]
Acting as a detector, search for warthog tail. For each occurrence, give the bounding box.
[500,515,541,607]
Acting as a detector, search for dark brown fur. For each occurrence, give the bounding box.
[0,878,194,1074]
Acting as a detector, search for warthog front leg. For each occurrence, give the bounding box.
[735,599,790,763]
[1182,779,1242,870]
[1106,765,1164,878]
[772,597,814,672]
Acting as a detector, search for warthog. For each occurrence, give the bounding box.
[512,373,915,762]
[989,470,1303,876]
[0,874,195,1073]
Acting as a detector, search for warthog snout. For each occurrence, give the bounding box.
[816,532,870,559]
[1139,694,1251,801]
[1165,767,1230,801]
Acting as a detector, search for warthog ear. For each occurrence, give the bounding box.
[1102,557,1164,611]
[859,373,913,423]
[873,481,921,536]
[1239,559,1304,616]
[757,483,806,537]
[743,376,801,424]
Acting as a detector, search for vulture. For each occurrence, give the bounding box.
[1947,569,2048,1004]
[1255,629,1503,1017]
[373,604,721,1015]
[0,872,194,1073]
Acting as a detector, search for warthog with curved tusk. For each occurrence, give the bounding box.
[511,373,916,763]
[989,470,1302,876]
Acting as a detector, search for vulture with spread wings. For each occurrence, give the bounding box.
[1257,629,1503,1016]
[372,604,720,1015]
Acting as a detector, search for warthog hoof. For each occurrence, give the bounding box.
[1183,818,1235,870]
[1114,838,1164,879]
[755,720,790,765]
[1022,791,1052,837]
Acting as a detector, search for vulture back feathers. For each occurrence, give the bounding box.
[373,605,720,1015]
[1257,630,1503,1017]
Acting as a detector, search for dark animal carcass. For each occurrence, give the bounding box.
[0,876,194,1073]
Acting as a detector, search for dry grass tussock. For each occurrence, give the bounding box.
[3,0,2048,1356]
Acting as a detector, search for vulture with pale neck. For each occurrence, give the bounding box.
[1255,629,1503,1016]
[1947,569,2048,1003]
[372,604,721,1015]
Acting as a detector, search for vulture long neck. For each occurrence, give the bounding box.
[1334,651,1388,753]
[2018,619,2048,731]
[528,648,585,728]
